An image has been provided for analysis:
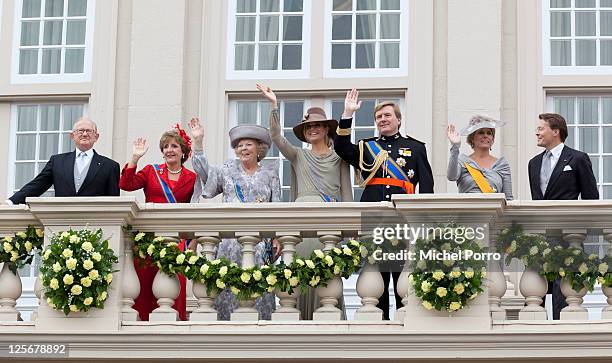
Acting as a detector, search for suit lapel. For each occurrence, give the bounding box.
[544,146,573,198]
[531,152,544,199]
[65,151,78,195]
[79,150,103,194]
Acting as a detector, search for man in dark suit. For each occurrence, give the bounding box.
[6,117,120,205]
[335,89,434,320]
[528,112,599,319]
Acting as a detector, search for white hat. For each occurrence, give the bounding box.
[460,115,506,136]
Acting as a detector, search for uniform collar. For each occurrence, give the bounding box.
[378,132,401,141]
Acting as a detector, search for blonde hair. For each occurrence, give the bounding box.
[466,128,496,148]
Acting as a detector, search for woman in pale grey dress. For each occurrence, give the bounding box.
[188,117,282,320]
[446,115,513,200]
[257,84,352,319]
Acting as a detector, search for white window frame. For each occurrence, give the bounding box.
[226,0,312,80]
[7,101,88,197]
[543,0,612,75]
[546,93,612,199]
[11,0,96,84]
[324,0,409,78]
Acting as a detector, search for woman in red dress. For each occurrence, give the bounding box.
[119,125,196,321]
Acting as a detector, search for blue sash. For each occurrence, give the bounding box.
[153,164,177,203]
[319,192,337,202]
[364,141,409,181]
[233,178,246,203]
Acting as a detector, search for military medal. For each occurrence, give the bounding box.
[399,148,412,157]
[407,169,415,179]
[396,157,406,167]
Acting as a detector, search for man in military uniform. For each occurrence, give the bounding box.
[334,89,434,320]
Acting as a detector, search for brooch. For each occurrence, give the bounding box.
[396,157,406,167]
[399,148,412,157]
[254,196,266,203]
[407,169,415,179]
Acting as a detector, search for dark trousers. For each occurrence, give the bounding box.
[542,279,567,320]
[377,271,403,320]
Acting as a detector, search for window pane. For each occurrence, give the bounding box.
[603,0,612,6]
[43,20,63,45]
[41,48,61,74]
[22,0,41,18]
[45,0,64,17]
[551,40,571,66]
[579,127,598,153]
[64,105,83,129]
[66,20,86,45]
[604,98,612,124]
[380,42,399,68]
[260,102,271,128]
[381,0,400,10]
[68,0,87,16]
[21,21,40,46]
[283,101,304,128]
[575,0,595,7]
[235,44,255,70]
[575,11,595,36]
[282,44,301,70]
[355,128,375,142]
[380,14,400,39]
[19,49,39,74]
[40,105,60,130]
[236,16,256,41]
[332,44,351,69]
[550,12,570,37]
[590,155,599,182]
[356,14,376,39]
[282,159,291,186]
[236,101,258,125]
[355,99,375,127]
[18,106,38,131]
[62,132,74,152]
[17,135,37,160]
[566,126,576,148]
[550,0,570,7]
[578,97,598,124]
[356,43,375,68]
[237,0,256,13]
[356,0,376,10]
[576,40,596,66]
[601,11,612,36]
[604,127,612,153]
[604,157,612,182]
[284,0,303,12]
[554,97,575,123]
[260,15,279,41]
[333,0,352,11]
[332,15,352,40]
[15,163,36,189]
[258,44,279,70]
[260,0,280,12]
[283,16,302,41]
[39,134,59,159]
[601,40,612,65]
[65,48,84,73]
[604,186,612,200]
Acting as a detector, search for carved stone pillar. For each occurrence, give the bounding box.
[272,233,301,321]
[560,231,588,320]
[190,234,220,321]
[231,233,261,321]
[149,236,180,322]
[314,232,343,321]
[602,231,612,319]
[121,235,140,321]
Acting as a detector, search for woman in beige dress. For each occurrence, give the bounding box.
[257,84,353,319]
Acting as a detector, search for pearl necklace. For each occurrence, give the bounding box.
[167,166,182,174]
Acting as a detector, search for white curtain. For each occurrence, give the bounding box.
[356,14,375,39]
[258,44,278,70]
[65,48,84,73]
[356,43,374,68]
[66,20,86,45]
[260,15,279,41]
[380,14,400,39]
[551,40,571,66]
[68,0,88,16]
[380,42,399,68]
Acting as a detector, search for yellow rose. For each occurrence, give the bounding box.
[66,258,77,270]
[188,255,199,264]
[219,266,228,277]
[17,232,27,238]
[481,271,487,278]
[97,291,108,301]
[134,232,145,241]
[464,270,475,279]
[4,236,13,243]
[529,246,538,256]
[230,286,240,295]
[81,277,92,287]
[3,242,12,252]
[289,276,299,287]
[52,262,62,273]
[599,263,609,275]
[211,259,221,265]
[253,270,262,281]
[343,247,352,256]
[349,240,360,247]
[92,252,102,262]
[436,287,448,297]
[432,271,445,281]
[305,260,315,269]
[408,274,415,286]
[60,232,70,239]
[24,241,32,252]
[63,274,74,285]
[579,263,588,275]
[71,285,83,295]
[283,269,292,279]
[314,249,325,259]
[453,283,465,295]
[215,279,225,289]
[295,259,305,266]
[69,235,79,244]
[200,264,209,275]
[46,297,55,308]
[83,297,93,306]
[81,241,93,252]
[449,301,462,311]
[146,244,155,256]
[10,251,18,262]
[159,248,167,258]
[175,254,185,264]
[83,259,94,270]
[266,274,278,286]
[240,272,251,283]
[333,247,342,255]
[69,304,79,312]
[36,229,44,238]
[153,236,164,243]
[89,270,99,280]
[62,249,73,258]
[106,273,113,283]
[324,255,334,266]
[43,249,51,260]
[450,270,461,279]
[49,278,59,290]
[333,265,341,275]
[267,286,274,293]
[309,276,321,287]
[422,301,433,310]
[421,281,432,293]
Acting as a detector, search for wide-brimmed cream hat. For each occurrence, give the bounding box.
[460,115,506,136]
[292,107,338,143]
[229,124,272,149]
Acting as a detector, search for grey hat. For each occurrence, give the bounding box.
[460,115,506,136]
[229,124,272,149]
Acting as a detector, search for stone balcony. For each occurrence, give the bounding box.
[1,195,612,362]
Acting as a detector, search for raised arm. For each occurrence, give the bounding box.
[446,124,462,182]
[119,138,149,191]
[257,84,298,162]
[334,89,362,169]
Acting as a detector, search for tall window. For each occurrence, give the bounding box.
[228,0,309,78]
[550,95,612,199]
[13,0,94,82]
[326,0,406,77]
[544,0,612,73]
[10,103,85,197]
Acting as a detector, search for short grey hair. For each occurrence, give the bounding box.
[72,117,98,133]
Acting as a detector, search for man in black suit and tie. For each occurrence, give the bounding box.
[6,117,120,205]
[528,112,599,320]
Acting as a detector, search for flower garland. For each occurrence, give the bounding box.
[40,229,118,315]
[409,224,487,312]
[0,225,44,273]
[132,232,364,299]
